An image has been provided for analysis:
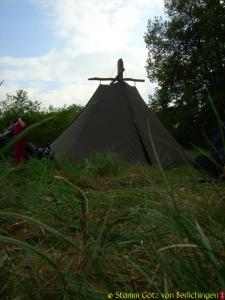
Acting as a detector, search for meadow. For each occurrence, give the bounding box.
[0,154,224,299]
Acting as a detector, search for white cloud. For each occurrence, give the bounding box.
[0,0,164,107]
[47,0,164,54]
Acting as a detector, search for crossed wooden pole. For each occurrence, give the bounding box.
[88,58,144,84]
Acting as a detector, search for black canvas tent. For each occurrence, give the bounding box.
[51,60,186,168]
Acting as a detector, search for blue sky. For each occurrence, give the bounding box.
[0,0,57,57]
[0,0,164,107]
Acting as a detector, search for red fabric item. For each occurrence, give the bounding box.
[220,291,225,300]
[13,119,27,164]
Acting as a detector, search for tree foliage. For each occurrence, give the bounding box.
[0,90,41,114]
[0,90,83,146]
[145,0,225,145]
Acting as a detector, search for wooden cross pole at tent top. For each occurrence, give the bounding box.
[88,58,145,84]
[117,58,124,81]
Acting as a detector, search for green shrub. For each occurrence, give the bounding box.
[0,90,83,147]
[80,152,127,177]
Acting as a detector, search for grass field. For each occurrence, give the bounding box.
[0,154,224,299]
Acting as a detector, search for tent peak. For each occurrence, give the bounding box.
[88,58,145,84]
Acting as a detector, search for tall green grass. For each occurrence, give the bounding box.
[0,154,224,299]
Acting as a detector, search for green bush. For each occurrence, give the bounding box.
[0,90,83,147]
[80,152,126,177]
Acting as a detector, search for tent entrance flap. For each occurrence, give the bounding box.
[122,82,151,164]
